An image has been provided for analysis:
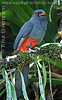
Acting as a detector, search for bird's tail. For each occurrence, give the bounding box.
[15,64,29,99]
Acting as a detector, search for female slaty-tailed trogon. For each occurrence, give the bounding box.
[13,9,47,99]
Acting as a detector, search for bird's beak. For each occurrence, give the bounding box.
[39,13,46,16]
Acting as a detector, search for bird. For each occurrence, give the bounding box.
[13,9,47,99]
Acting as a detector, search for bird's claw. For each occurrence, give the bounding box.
[28,47,40,53]
[28,48,36,53]
[34,47,40,50]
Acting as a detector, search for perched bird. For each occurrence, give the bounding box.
[13,9,47,99]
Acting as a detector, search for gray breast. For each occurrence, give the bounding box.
[29,19,47,41]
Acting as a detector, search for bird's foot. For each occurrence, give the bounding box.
[28,48,36,52]
[34,47,40,50]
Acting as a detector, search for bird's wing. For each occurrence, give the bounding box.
[13,21,33,50]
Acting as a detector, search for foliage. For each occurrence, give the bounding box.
[18,69,29,100]
[0,0,58,42]
[1,69,17,100]
[0,43,62,99]
[48,61,53,100]
[0,0,62,100]
[0,43,62,69]
[37,61,46,100]
[56,0,62,9]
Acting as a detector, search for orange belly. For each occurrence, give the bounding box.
[18,36,40,52]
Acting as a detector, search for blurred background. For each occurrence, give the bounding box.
[0,0,62,100]
[0,0,62,58]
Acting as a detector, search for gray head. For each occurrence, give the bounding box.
[31,9,46,21]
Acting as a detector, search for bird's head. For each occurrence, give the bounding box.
[31,9,46,21]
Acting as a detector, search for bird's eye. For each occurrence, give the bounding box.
[35,12,37,15]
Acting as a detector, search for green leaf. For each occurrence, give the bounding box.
[2,69,17,100]
[11,5,30,23]
[40,96,42,100]
[0,10,12,16]
[10,23,20,36]
[18,69,29,100]
[0,10,23,27]
[5,70,12,100]
[21,3,33,17]
[2,69,5,79]
[43,2,58,43]
[43,30,53,42]
[10,82,17,100]
[48,61,54,99]
[37,60,47,89]
[0,89,6,97]
[43,57,62,68]
[42,63,47,89]
[28,78,62,85]
[37,63,46,100]
[0,51,3,59]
